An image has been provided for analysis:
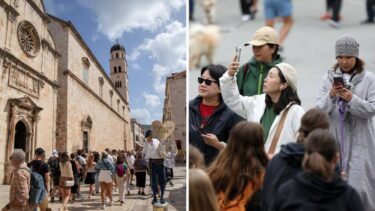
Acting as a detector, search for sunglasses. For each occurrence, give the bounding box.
[198,77,218,86]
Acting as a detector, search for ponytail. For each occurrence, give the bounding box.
[302,152,334,181]
[302,129,338,182]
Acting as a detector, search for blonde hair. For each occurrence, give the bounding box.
[189,169,219,211]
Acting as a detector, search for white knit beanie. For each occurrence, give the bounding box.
[274,63,297,92]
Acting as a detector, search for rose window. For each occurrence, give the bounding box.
[17,21,40,57]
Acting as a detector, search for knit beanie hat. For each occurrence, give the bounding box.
[274,63,297,92]
[335,35,359,58]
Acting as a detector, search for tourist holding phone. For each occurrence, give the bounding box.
[189,64,243,166]
[316,35,375,211]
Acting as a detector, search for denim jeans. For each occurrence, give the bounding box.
[150,159,166,199]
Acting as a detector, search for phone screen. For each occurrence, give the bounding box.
[333,77,344,86]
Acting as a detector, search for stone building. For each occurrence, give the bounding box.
[0,0,133,184]
[48,15,133,154]
[162,70,186,162]
[0,0,59,183]
[131,118,145,152]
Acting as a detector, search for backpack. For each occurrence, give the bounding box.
[22,167,46,205]
[116,163,127,177]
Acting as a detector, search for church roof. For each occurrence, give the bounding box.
[110,43,125,53]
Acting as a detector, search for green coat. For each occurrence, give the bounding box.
[236,55,282,96]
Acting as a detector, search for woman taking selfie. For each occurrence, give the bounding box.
[220,61,304,155]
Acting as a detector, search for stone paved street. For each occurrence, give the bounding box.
[0,165,186,211]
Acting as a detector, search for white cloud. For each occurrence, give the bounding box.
[130,108,161,125]
[77,0,185,40]
[143,92,161,108]
[130,21,186,94]
[130,108,152,124]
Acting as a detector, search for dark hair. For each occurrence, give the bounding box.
[333,57,364,74]
[267,44,279,59]
[200,64,227,87]
[208,121,268,205]
[35,147,45,156]
[70,153,76,160]
[302,129,338,182]
[60,152,69,164]
[77,149,82,155]
[116,153,125,165]
[93,151,100,162]
[265,68,301,114]
[297,108,330,143]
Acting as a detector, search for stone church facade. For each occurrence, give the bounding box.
[0,0,133,184]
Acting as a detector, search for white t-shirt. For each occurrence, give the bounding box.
[142,138,162,159]
[106,154,114,164]
[126,155,135,169]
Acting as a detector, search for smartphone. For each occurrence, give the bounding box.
[192,125,207,134]
[199,128,207,135]
[235,46,241,63]
[333,76,344,86]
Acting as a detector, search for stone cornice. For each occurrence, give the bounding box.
[0,48,59,89]
[48,14,130,106]
[26,0,50,24]
[0,0,20,17]
[41,39,61,58]
[63,69,129,124]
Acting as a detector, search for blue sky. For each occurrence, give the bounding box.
[44,0,186,124]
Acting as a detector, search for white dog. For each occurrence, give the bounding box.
[189,24,220,69]
[200,0,216,24]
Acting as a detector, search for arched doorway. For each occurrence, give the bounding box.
[14,121,27,151]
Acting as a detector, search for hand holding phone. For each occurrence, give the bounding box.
[333,76,344,87]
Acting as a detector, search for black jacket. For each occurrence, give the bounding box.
[189,96,243,166]
[270,172,364,211]
[262,143,304,211]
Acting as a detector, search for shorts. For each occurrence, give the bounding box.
[98,170,113,183]
[264,0,292,19]
[130,169,135,175]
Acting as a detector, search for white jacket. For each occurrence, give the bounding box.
[220,72,305,153]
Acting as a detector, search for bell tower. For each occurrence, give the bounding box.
[109,41,129,103]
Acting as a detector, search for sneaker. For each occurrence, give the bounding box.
[101,204,106,209]
[152,198,158,205]
[160,198,165,204]
[142,192,146,196]
[51,197,55,203]
[120,201,124,206]
[138,191,141,194]
[169,181,174,186]
[328,19,341,29]
[241,15,251,22]
[127,190,130,195]
[361,19,375,24]
[107,201,112,207]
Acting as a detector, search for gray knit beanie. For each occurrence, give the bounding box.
[335,35,359,58]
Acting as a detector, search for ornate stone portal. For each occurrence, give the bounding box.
[3,97,42,184]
